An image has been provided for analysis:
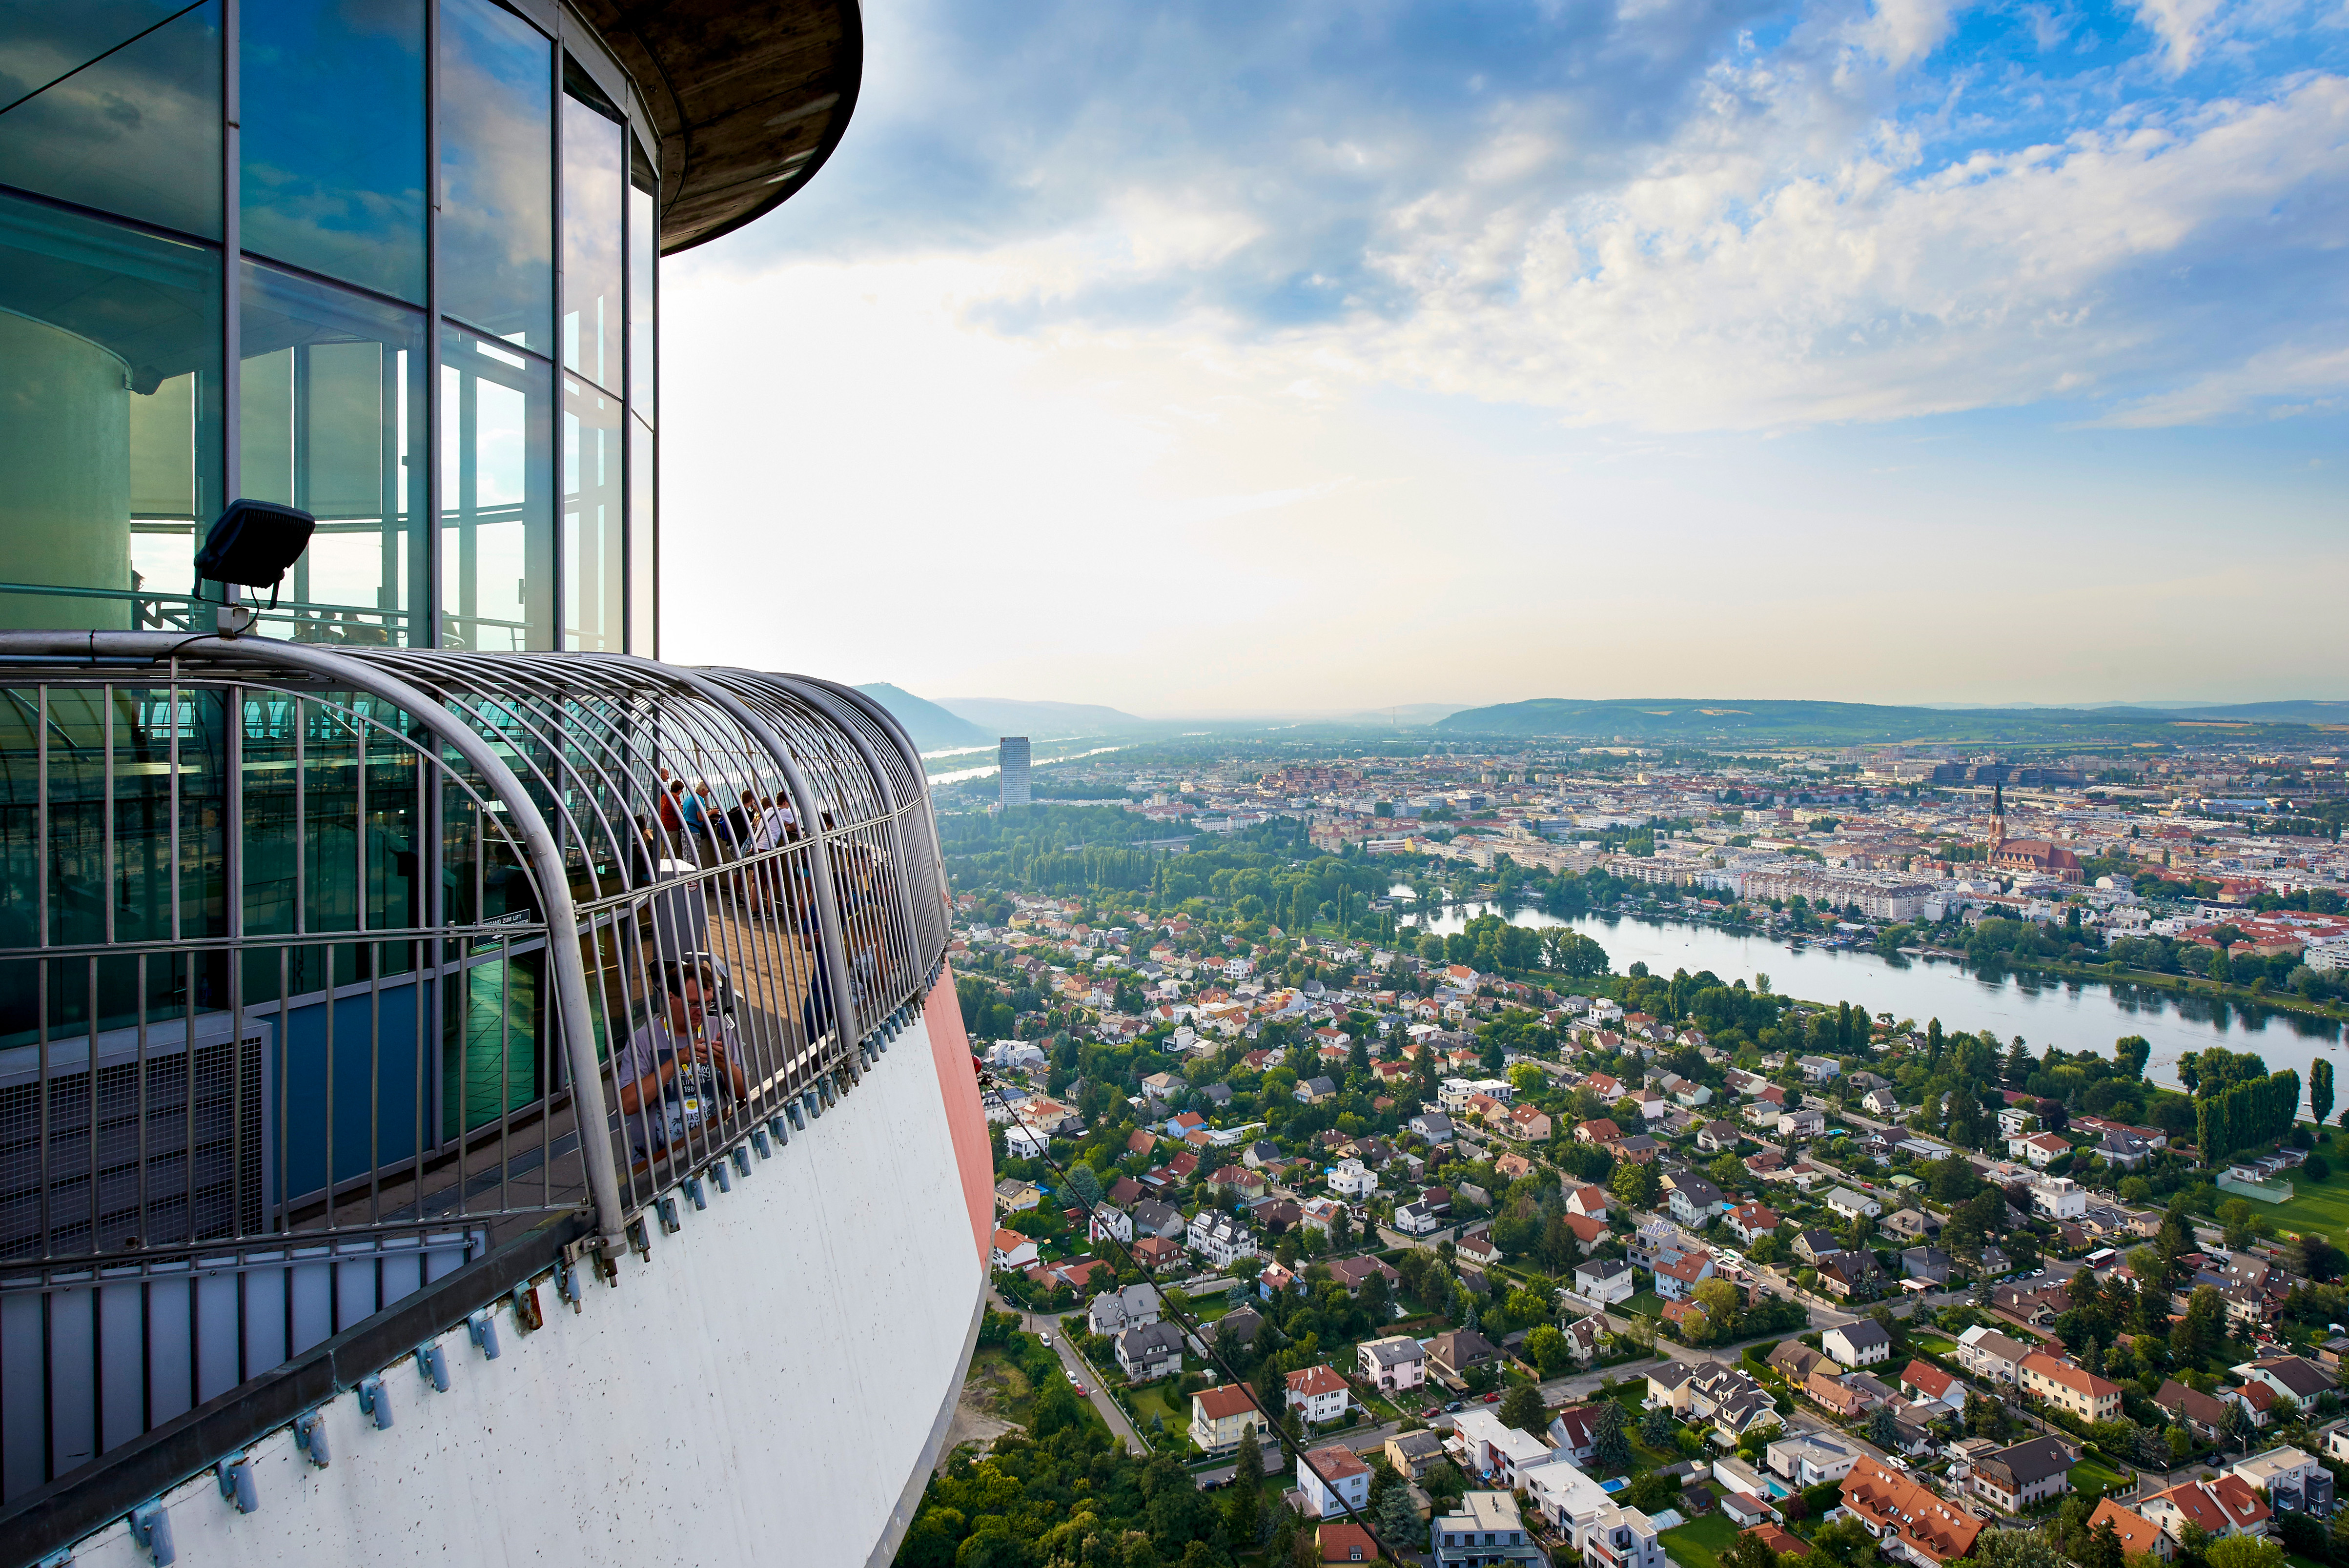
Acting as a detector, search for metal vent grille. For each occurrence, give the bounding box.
[0,1023,269,1262]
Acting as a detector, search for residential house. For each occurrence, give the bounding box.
[1646,1361,1779,1438]
[1576,1258,1636,1305]
[1898,1360,1965,1418]
[1654,1251,1718,1303]
[2020,1352,2124,1423]
[1769,1343,1837,1385]
[1131,1235,1183,1269]
[2137,1476,2271,1543]
[2230,1446,2335,1516]
[1243,1139,1285,1167]
[1818,1251,1886,1301]
[1668,1177,1726,1228]
[1360,1335,1428,1392]
[1214,1307,1266,1349]
[1431,1493,1546,1568]
[1393,1200,1443,1236]
[1900,1247,1955,1284]
[1131,1200,1186,1239]
[1807,1371,1870,1420]
[1766,1432,1858,1489]
[2009,1131,2072,1167]
[1973,1436,2074,1514]
[1296,1076,1338,1104]
[1838,1455,1984,1567]
[1727,1203,1781,1245]
[1565,1184,1610,1220]
[1297,1444,1373,1519]
[1614,1134,1664,1163]
[1824,1321,1893,1368]
[1088,1283,1163,1337]
[1116,1321,1186,1381]
[1697,1120,1745,1155]
[2154,1379,2233,1444]
[1386,1428,1449,1480]
[1190,1385,1269,1453]
[1823,1188,1883,1222]
[1548,1404,1605,1465]
[1209,1165,1268,1200]
[1797,1055,1842,1082]
[1779,1108,1827,1140]
[1328,1256,1403,1296]
[1427,1328,1502,1383]
[1287,1364,1352,1426]
[995,1179,1042,1212]
[1089,1204,1135,1245]
[1576,1118,1623,1145]
[1561,1315,1607,1366]
[991,1228,1040,1272]
[2235,1356,2337,1408]
[1328,1158,1380,1198]
[2084,1501,2173,1563]
[1318,1523,1379,1565]
[1450,1409,1556,1487]
[1186,1211,1258,1269]
[1503,1103,1554,1141]
[1793,1229,1846,1265]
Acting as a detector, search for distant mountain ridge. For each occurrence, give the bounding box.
[1435,696,2349,743]
[939,697,1154,736]
[854,684,992,751]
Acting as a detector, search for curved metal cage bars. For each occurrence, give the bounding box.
[0,635,948,1281]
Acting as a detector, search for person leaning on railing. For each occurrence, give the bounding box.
[613,959,749,1167]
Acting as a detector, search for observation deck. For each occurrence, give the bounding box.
[0,635,992,1568]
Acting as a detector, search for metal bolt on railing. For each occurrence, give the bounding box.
[417,1344,450,1393]
[467,1310,502,1360]
[128,1500,175,1565]
[655,1196,682,1235]
[294,1410,331,1468]
[357,1375,394,1430]
[216,1456,258,1514]
[731,1146,752,1178]
[752,1127,774,1159]
[684,1176,708,1211]
[710,1161,733,1195]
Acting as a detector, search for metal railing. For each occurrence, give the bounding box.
[0,633,950,1505]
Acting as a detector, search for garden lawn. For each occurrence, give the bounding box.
[2260,1161,2349,1240]
[1128,1383,1184,1438]
[1660,1513,1744,1568]
[1627,1291,1668,1319]
[2070,1457,2132,1500]
[1911,1334,1959,1356]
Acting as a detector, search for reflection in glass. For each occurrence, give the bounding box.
[438,0,552,352]
[562,94,624,392]
[629,177,655,423]
[0,0,223,238]
[238,262,428,644]
[0,191,222,631]
[563,377,622,651]
[628,414,654,656]
[440,326,552,650]
[241,0,428,303]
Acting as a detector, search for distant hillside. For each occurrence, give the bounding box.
[1340,702,1470,727]
[939,697,1154,737]
[1434,697,2346,745]
[855,684,992,751]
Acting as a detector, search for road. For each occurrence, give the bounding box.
[992,1289,1148,1457]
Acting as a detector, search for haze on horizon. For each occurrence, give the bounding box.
[657,0,2349,715]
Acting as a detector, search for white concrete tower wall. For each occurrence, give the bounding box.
[61,1011,987,1568]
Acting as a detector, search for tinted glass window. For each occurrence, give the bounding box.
[241,0,427,303]
[561,92,622,393]
[0,191,222,632]
[240,261,429,644]
[0,0,222,237]
[629,176,654,422]
[437,0,551,352]
[627,414,654,655]
[561,373,620,651]
[440,325,552,649]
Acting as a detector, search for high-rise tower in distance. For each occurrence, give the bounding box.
[1000,735,1032,807]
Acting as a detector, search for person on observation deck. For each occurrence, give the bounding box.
[614,960,748,1165]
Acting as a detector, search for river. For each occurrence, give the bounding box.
[1395,898,2343,1100]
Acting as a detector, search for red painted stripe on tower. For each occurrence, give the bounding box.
[924,964,996,1264]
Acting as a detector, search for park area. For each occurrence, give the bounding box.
[2261,1161,2349,1239]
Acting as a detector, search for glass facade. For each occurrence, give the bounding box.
[0,0,652,651]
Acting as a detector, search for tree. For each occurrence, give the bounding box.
[2167,1424,2191,1465]
[1810,1516,1880,1568]
[1227,1426,1266,1545]
[1589,1400,1632,1473]
[1639,1404,1677,1446]
[1719,1529,1781,1568]
[1974,1525,2068,1568]
[1069,1162,1105,1208]
[1867,1404,1904,1450]
[1375,1483,1420,1547]
[1500,1383,1547,1435]
[1524,1325,1571,1378]
[2315,1058,2336,1131]
[1611,1159,1660,1210]
[2205,1536,2287,1568]
[2082,1518,2126,1568]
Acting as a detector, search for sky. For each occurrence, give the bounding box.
[658,0,2349,719]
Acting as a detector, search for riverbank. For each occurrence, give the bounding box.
[1981,954,2349,1030]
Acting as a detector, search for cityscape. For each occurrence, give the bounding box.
[0,0,2343,1561]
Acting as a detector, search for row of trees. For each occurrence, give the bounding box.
[2196,1067,2304,1161]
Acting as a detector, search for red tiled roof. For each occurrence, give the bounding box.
[1840,1457,1982,1564]
[2086,1500,2165,1557]
[1288,1364,1349,1397]
[1306,1444,1370,1481]
[1900,1360,1957,1401]
[2150,1474,2269,1533]
[1194,1385,1262,1420]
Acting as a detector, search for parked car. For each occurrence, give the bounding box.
[1483,1391,1501,1404]
[1040,1333,1053,1346]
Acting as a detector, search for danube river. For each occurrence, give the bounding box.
[1405,901,2342,1100]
